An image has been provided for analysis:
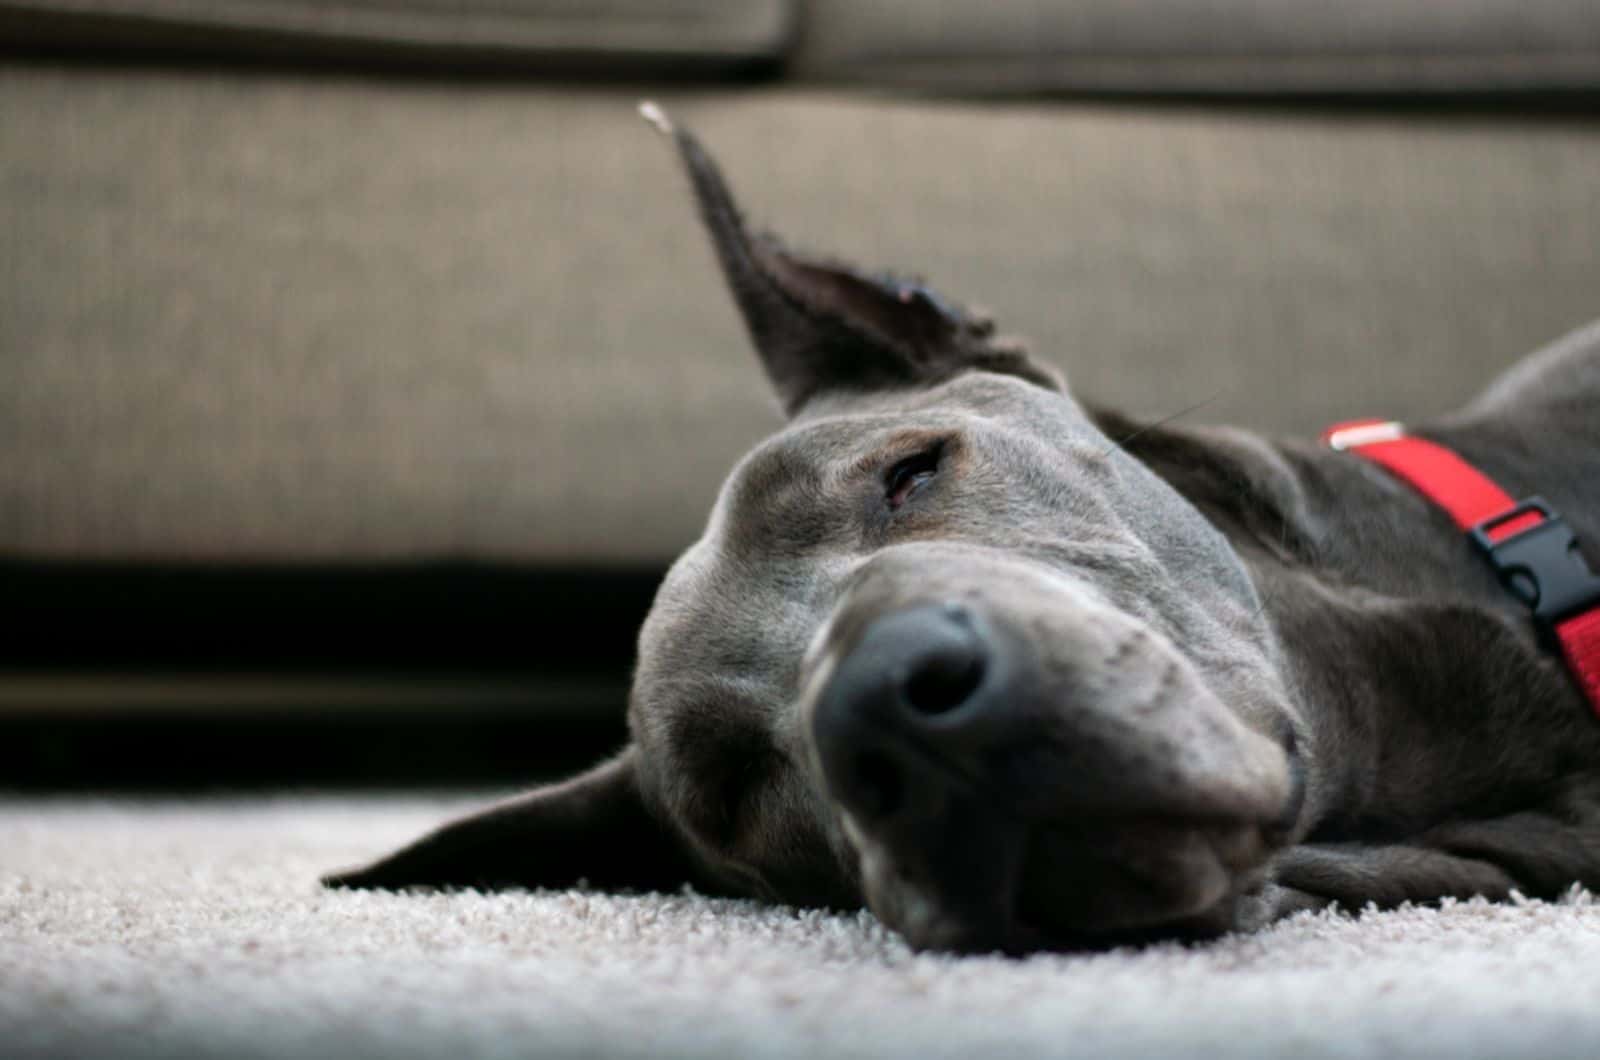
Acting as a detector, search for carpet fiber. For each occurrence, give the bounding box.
[5,796,1600,1059]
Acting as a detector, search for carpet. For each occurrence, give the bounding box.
[5,796,1600,1059]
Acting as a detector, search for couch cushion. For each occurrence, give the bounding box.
[5,65,1600,564]
[795,0,1600,94]
[0,0,792,69]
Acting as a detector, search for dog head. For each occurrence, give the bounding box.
[325,107,1301,953]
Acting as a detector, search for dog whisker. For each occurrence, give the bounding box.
[1100,389,1229,459]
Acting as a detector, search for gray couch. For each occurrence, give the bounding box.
[4,1,1598,780]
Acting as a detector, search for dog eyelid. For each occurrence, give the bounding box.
[883,441,945,511]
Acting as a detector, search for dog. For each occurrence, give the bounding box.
[324,105,1600,954]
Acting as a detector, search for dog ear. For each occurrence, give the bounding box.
[321,748,702,893]
[641,102,1063,417]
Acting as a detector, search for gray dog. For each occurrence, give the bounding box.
[325,106,1600,954]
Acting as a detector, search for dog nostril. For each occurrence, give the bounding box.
[902,647,986,716]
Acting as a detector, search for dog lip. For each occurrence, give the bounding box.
[844,802,1031,954]
[832,733,1296,951]
[1007,816,1271,944]
[874,872,1029,955]
[850,803,1286,953]
[1267,745,1308,840]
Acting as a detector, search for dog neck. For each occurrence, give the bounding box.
[1088,405,1600,846]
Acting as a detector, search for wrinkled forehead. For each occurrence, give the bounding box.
[796,370,1081,434]
[723,370,1083,488]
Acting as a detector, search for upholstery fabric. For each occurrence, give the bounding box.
[0,0,793,65]
[796,0,1600,94]
[4,64,1600,563]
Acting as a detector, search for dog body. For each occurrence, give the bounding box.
[327,111,1600,954]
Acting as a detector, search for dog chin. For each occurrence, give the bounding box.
[1012,817,1277,943]
[848,812,1279,955]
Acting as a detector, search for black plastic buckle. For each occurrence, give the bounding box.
[1469,497,1600,633]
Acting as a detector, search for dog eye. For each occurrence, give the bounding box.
[884,444,942,510]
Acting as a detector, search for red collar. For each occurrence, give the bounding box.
[1323,420,1600,717]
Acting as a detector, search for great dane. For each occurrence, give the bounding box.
[325,106,1600,954]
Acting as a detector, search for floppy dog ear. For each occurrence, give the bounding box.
[640,102,1063,417]
[321,748,701,893]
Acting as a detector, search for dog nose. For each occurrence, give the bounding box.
[811,602,993,821]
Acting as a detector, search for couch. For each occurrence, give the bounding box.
[4,0,1598,786]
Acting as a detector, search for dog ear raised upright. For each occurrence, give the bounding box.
[642,102,1063,417]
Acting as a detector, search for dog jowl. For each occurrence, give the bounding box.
[325,106,1600,953]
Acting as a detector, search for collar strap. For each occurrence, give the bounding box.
[1324,419,1600,717]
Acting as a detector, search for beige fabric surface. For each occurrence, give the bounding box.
[4,64,1600,563]
[4,796,1600,1059]
[796,0,1600,93]
[0,0,793,62]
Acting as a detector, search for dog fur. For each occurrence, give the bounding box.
[324,108,1600,954]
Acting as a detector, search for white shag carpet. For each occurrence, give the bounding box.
[5,797,1600,1060]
